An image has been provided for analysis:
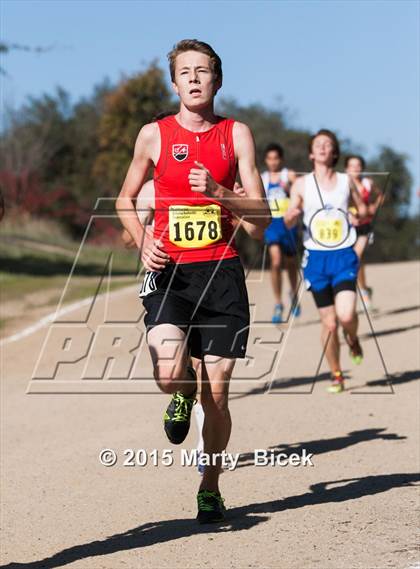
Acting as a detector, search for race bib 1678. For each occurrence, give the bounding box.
[168,204,222,248]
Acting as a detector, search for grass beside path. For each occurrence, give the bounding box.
[0,216,141,336]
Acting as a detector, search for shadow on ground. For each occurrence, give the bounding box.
[364,369,420,388]
[290,304,420,330]
[2,472,418,569]
[230,372,331,398]
[230,368,420,399]
[235,427,406,469]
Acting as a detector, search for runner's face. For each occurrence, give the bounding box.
[310,135,335,166]
[265,151,282,172]
[346,158,363,177]
[172,51,220,109]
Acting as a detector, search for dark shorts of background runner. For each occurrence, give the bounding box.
[264,218,298,257]
[142,256,250,359]
[268,241,297,258]
[312,280,357,308]
[356,223,373,237]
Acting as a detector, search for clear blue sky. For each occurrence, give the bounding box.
[2,0,419,211]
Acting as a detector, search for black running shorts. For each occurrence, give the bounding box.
[140,256,250,359]
[356,222,372,236]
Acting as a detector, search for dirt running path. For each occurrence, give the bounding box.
[1,261,419,569]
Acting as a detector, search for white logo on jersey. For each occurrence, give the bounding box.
[139,271,159,298]
[172,144,188,162]
[221,143,227,160]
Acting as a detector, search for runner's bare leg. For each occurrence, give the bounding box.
[199,355,236,492]
[318,305,341,372]
[147,324,196,395]
[269,244,283,305]
[335,290,358,342]
[285,256,299,299]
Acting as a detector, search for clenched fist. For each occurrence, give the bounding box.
[189,161,221,198]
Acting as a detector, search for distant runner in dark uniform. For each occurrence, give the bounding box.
[261,143,301,322]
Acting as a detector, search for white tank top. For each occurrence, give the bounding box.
[303,172,356,251]
[261,168,289,193]
[261,169,290,218]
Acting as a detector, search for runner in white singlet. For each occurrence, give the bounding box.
[285,129,368,393]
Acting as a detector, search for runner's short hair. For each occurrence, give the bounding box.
[309,129,340,167]
[168,39,222,82]
[344,154,366,170]
[264,143,284,159]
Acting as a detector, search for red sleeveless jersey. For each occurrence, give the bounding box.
[153,114,239,264]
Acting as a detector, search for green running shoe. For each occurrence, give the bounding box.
[196,490,226,524]
[327,371,345,393]
[344,332,364,365]
[163,367,197,445]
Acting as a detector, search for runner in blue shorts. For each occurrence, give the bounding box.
[285,129,368,393]
[262,143,301,323]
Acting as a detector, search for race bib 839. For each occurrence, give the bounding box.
[309,207,350,248]
[313,218,343,244]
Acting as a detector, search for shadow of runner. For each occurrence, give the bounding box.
[359,323,420,340]
[376,304,420,317]
[230,372,331,399]
[365,369,420,387]
[2,472,418,569]
[231,366,420,401]
[235,428,406,468]
[277,304,420,330]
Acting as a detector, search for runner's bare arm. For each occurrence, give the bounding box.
[116,123,158,248]
[288,169,298,184]
[284,177,304,228]
[116,124,169,271]
[121,180,155,248]
[188,122,271,230]
[231,182,268,239]
[368,179,384,217]
[349,178,368,219]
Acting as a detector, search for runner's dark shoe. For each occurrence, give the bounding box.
[163,367,197,444]
[196,490,226,524]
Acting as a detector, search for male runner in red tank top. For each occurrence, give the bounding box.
[116,39,271,523]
